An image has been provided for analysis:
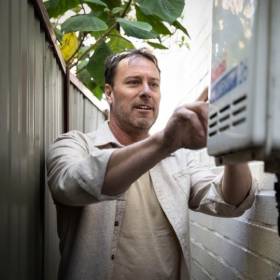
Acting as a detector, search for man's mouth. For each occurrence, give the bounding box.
[134,105,153,111]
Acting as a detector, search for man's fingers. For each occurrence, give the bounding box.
[183,102,208,130]
[177,106,207,138]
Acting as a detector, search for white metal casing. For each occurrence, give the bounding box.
[265,0,280,172]
[207,0,280,165]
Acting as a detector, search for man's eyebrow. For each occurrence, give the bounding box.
[124,75,141,79]
[124,75,160,81]
[149,77,160,81]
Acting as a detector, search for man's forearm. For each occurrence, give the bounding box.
[102,102,209,196]
[102,131,170,196]
[221,163,252,206]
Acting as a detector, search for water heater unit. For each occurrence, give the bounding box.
[207,0,280,170]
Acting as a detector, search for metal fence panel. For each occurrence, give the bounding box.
[0,0,11,277]
[0,1,105,279]
[69,83,84,131]
[0,0,44,279]
[43,40,64,280]
[84,98,105,132]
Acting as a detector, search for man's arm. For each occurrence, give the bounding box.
[102,102,208,195]
[221,163,252,206]
[102,133,169,195]
[103,101,254,205]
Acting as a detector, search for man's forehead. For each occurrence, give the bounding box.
[116,55,160,76]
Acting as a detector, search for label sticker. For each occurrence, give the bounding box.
[211,61,248,102]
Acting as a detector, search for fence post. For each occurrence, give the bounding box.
[64,66,70,132]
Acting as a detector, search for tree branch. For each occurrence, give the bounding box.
[72,23,117,71]
[80,0,86,14]
[70,0,134,71]
[120,0,133,17]
[65,0,88,65]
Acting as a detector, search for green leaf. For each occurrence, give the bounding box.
[87,5,115,27]
[116,18,157,39]
[136,0,185,23]
[61,14,108,33]
[77,66,104,99]
[54,27,63,42]
[77,68,97,92]
[77,59,89,72]
[82,0,108,7]
[71,6,82,13]
[86,2,105,13]
[112,7,124,15]
[94,86,104,99]
[135,6,171,35]
[108,31,135,52]
[45,0,80,18]
[87,0,122,12]
[77,46,92,57]
[90,30,106,39]
[172,20,190,38]
[87,41,112,85]
[105,0,122,9]
[147,41,168,49]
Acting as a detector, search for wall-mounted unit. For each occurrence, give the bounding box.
[207,0,280,172]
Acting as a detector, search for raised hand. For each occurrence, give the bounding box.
[161,101,208,153]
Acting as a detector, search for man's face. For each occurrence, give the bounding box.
[105,56,161,134]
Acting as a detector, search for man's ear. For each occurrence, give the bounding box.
[104,84,113,105]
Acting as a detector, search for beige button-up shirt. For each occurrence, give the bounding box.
[113,172,182,280]
[47,122,257,280]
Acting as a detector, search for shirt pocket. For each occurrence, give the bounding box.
[172,169,191,198]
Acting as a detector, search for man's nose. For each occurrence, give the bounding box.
[139,82,152,97]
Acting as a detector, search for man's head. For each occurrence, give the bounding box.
[105,48,161,86]
[104,48,161,138]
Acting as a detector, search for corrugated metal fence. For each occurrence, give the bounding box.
[0,0,105,279]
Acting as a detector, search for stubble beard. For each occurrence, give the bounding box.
[115,108,157,134]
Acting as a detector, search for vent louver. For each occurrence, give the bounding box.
[208,95,248,138]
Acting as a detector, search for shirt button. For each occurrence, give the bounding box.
[111,254,115,260]
[114,221,119,226]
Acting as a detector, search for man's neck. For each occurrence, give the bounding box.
[108,120,149,146]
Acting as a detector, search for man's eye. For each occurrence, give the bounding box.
[150,82,159,88]
[127,80,140,85]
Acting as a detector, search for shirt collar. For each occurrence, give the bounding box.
[92,121,124,148]
[92,121,176,156]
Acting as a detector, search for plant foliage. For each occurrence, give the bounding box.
[44,0,189,99]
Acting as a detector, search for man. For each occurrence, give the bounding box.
[47,48,257,280]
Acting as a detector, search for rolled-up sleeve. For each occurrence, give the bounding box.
[47,131,119,206]
[187,153,259,217]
